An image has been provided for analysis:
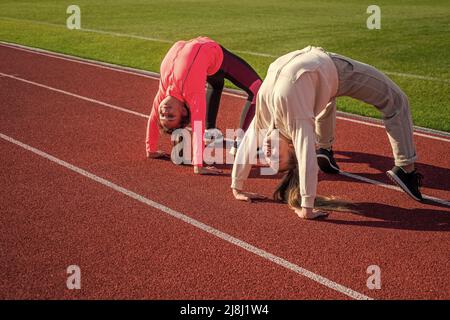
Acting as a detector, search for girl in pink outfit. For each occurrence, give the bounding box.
[146,37,262,175]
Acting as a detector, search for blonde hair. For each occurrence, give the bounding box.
[273,150,356,212]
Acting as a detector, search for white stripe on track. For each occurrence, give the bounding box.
[1,41,449,142]
[335,111,450,138]
[340,172,450,207]
[0,41,163,80]
[335,116,450,143]
[1,71,449,207]
[0,72,148,119]
[0,132,373,300]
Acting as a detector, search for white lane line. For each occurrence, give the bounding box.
[80,27,173,44]
[1,41,449,142]
[0,17,174,44]
[0,132,372,300]
[340,172,450,207]
[0,41,163,80]
[0,72,148,119]
[382,71,450,84]
[335,111,450,138]
[0,17,449,83]
[232,50,276,58]
[0,71,236,148]
[1,71,449,207]
[335,116,450,143]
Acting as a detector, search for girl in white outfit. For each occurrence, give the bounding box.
[231,46,422,219]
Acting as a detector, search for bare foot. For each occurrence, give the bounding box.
[194,166,223,175]
[294,207,329,219]
[232,189,267,202]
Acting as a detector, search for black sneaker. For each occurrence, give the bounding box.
[386,166,423,201]
[317,148,340,174]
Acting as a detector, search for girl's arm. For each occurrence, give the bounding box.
[290,118,318,209]
[186,94,222,175]
[146,86,166,156]
[187,93,206,169]
[182,41,224,174]
[183,45,210,171]
[231,119,266,201]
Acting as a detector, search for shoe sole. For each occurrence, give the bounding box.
[386,170,423,202]
[317,154,340,174]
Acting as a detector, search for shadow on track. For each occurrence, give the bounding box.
[334,150,450,193]
[325,202,450,232]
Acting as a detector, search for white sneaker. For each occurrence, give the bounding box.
[229,140,239,156]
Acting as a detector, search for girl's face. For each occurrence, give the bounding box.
[159,97,187,131]
[262,130,292,172]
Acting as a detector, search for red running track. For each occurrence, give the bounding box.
[0,43,449,300]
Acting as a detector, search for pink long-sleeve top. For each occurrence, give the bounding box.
[146,37,224,167]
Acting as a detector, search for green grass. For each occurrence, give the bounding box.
[0,0,449,131]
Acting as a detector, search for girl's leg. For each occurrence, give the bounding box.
[219,46,262,131]
[315,99,340,173]
[316,99,337,150]
[205,72,225,129]
[330,54,417,168]
[330,53,422,201]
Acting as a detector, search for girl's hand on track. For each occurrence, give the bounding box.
[147,151,170,159]
[194,166,223,175]
[294,207,329,219]
[232,188,267,202]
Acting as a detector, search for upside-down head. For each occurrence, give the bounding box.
[158,96,191,134]
[264,133,355,212]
